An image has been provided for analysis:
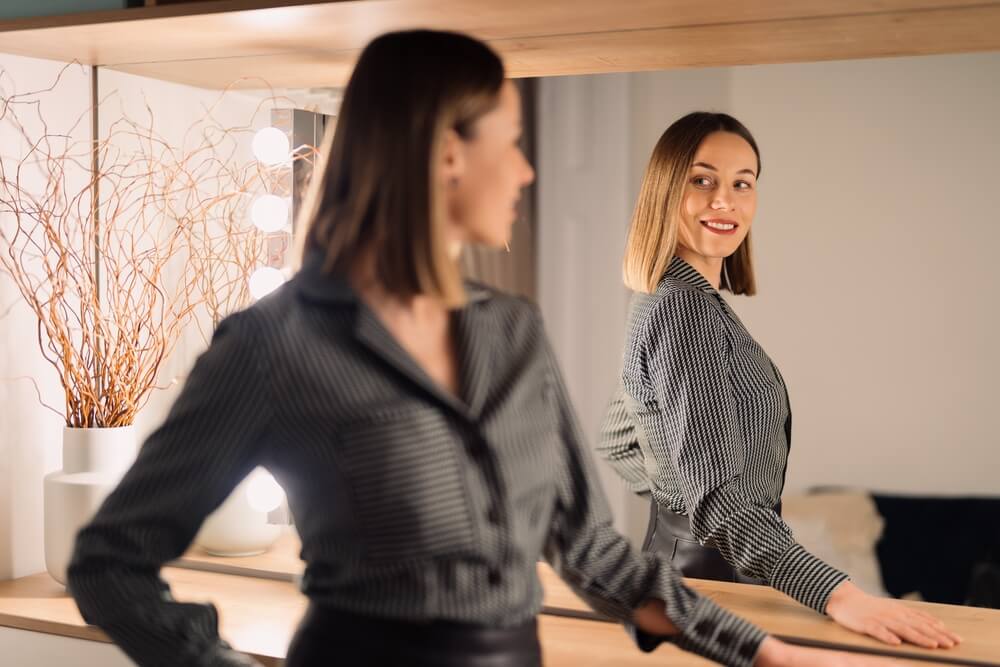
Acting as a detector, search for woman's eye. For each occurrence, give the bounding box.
[735,180,754,191]
[692,176,713,187]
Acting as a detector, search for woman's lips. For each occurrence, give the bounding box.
[701,218,738,235]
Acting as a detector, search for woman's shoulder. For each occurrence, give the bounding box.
[466,280,544,331]
[632,280,725,331]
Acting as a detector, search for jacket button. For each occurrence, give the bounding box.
[487,506,501,525]
[488,569,502,586]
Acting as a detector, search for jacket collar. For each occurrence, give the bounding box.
[659,255,718,295]
[294,250,495,421]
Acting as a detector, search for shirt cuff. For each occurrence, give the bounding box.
[627,596,767,667]
[770,542,850,613]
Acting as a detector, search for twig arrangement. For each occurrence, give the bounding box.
[0,65,311,428]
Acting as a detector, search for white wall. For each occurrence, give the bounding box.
[95,69,274,444]
[537,52,1000,529]
[0,60,267,581]
[0,56,90,581]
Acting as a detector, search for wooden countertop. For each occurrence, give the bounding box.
[538,566,1000,666]
[0,566,982,667]
[0,567,714,666]
[2,533,997,666]
[176,530,1000,666]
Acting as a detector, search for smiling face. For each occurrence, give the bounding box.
[442,81,535,250]
[675,130,759,272]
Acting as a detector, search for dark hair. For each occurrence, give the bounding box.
[624,112,761,295]
[299,30,505,306]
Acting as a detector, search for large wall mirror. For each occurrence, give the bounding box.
[1,30,996,611]
[151,49,1000,609]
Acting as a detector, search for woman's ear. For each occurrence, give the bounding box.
[439,127,467,187]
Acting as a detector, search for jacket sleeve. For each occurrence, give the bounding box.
[537,317,768,667]
[67,311,272,667]
[643,291,848,613]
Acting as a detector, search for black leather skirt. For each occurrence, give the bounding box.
[641,495,779,586]
[285,604,542,667]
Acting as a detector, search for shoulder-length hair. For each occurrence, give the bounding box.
[296,30,504,307]
[623,111,761,296]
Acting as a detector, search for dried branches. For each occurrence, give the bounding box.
[0,65,307,428]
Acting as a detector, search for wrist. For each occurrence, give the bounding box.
[824,579,861,615]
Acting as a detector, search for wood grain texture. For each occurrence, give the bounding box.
[538,564,1000,666]
[0,1,998,89]
[172,536,1000,665]
[0,567,709,666]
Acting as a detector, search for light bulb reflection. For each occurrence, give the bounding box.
[252,127,290,165]
[246,470,285,514]
[250,194,289,233]
[248,266,286,300]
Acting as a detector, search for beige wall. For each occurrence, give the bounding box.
[539,52,1000,520]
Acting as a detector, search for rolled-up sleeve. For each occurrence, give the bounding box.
[645,291,848,613]
[538,326,768,666]
[67,311,272,667]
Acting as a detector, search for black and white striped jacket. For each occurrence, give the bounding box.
[68,251,766,667]
[599,256,849,614]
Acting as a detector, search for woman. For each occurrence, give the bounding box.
[598,112,960,650]
[70,33,892,667]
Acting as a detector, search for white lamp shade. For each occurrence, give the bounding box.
[252,127,290,165]
[246,469,285,513]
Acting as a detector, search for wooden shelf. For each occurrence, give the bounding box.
[0,567,712,666]
[1,559,995,665]
[168,535,1000,665]
[0,1,998,89]
[536,565,1000,667]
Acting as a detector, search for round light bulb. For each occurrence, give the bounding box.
[248,266,286,300]
[246,470,285,514]
[250,194,289,233]
[252,127,290,165]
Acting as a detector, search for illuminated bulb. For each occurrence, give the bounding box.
[248,266,286,300]
[246,470,285,513]
[252,127,290,165]
[250,194,289,233]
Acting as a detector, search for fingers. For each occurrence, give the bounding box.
[885,610,962,649]
[911,609,963,645]
[865,622,903,646]
[885,618,941,649]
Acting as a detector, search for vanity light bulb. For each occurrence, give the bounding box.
[246,470,285,514]
[248,266,286,300]
[252,127,290,166]
[250,194,289,233]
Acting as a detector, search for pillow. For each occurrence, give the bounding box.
[781,489,890,597]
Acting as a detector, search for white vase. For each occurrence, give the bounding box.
[194,467,283,557]
[43,426,138,584]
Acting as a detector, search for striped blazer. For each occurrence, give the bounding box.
[68,251,766,667]
[599,256,849,614]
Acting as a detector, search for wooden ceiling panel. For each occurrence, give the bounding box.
[1,0,998,89]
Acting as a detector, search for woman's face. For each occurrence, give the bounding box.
[444,81,535,249]
[677,131,759,263]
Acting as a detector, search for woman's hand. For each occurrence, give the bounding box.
[754,637,902,666]
[825,581,962,648]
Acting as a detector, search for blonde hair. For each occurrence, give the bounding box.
[623,112,761,296]
[296,30,504,307]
